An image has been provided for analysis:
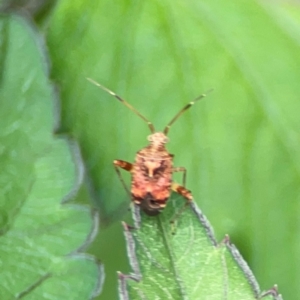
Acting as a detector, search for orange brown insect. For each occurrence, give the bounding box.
[88,78,211,217]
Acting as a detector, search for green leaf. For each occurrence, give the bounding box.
[119,196,282,300]
[46,0,300,299]
[0,15,103,298]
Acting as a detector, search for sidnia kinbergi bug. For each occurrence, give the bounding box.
[87,78,211,220]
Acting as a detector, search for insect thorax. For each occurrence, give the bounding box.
[135,147,172,177]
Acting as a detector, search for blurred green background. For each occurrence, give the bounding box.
[2,0,300,299]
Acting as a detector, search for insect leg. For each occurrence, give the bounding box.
[113,160,133,198]
[170,182,193,232]
[171,182,192,201]
[172,167,186,187]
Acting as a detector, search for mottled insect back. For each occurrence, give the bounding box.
[87,78,211,217]
[131,139,173,216]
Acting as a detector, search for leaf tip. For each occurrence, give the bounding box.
[261,284,282,299]
[221,234,231,245]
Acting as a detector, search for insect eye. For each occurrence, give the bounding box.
[147,135,153,142]
[163,136,169,143]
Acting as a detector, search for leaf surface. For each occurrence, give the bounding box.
[120,196,281,300]
[0,15,103,299]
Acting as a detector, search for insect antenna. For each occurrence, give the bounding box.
[163,89,214,135]
[87,78,155,133]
